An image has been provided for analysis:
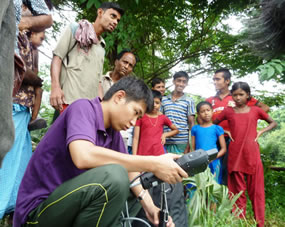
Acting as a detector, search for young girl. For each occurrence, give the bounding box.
[191,101,226,184]
[214,82,277,227]
[132,90,178,156]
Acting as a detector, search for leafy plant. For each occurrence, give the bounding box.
[257,58,285,83]
[183,168,255,227]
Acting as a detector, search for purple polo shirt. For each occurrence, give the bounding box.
[13,97,127,227]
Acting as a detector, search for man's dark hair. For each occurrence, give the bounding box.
[196,101,212,113]
[116,49,138,66]
[215,68,231,81]
[152,90,162,101]
[103,76,153,113]
[151,78,165,88]
[231,81,251,101]
[173,71,189,81]
[99,2,124,16]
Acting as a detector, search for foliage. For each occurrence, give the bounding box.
[51,0,262,84]
[183,168,255,227]
[257,58,285,83]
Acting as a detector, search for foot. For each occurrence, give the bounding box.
[28,118,47,131]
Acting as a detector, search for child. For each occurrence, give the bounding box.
[132,90,179,156]
[214,82,277,227]
[151,78,166,96]
[191,101,226,184]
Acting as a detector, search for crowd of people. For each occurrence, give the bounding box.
[0,1,278,227]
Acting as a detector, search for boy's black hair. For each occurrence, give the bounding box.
[99,2,124,16]
[116,49,138,66]
[215,68,231,81]
[231,81,251,101]
[103,76,154,113]
[152,90,162,101]
[173,71,189,81]
[196,101,212,113]
[151,78,165,88]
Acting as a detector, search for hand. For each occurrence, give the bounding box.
[161,134,166,145]
[50,86,65,111]
[143,203,175,227]
[224,130,234,142]
[18,17,30,31]
[255,131,263,142]
[152,153,188,184]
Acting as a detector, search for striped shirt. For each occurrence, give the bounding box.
[161,93,195,144]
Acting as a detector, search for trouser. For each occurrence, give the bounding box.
[228,161,265,227]
[0,0,16,167]
[24,164,140,227]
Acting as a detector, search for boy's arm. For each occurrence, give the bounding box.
[69,140,188,184]
[255,116,277,141]
[217,134,226,158]
[191,135,196,151]
[132,126,140,155]
[184,115,195,154]
[129,172,174,226]
[161,124,179,145]
[257,101,270,113]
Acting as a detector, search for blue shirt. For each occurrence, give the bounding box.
[14,97,127,226]
[161,93,195,144]
[191,124,224,151]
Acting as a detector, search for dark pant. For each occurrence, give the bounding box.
[0,0,16,167]
[219,136,231,185]
[24,164,137,227]
[133,182,188,227]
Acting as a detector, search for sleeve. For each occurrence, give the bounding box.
[257,106,269,120]
[52,24,74,61]
[216,125,224,137]
[164,115,172,127]
[191,125,197,137]
[247,97,258,106]
[65,100,97,147]
[187,98,196,116]
[135,117,142,127]
[26,0,50,16]
[216,107,228,122]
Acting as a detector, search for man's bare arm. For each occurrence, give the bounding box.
[50,55,65,110]
[18,15,53,32]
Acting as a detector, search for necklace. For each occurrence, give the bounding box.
[147,115,158,127]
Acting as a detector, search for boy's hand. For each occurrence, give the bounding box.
[152,154,188,184]
[161,134,166,145]
[50,86,65,111]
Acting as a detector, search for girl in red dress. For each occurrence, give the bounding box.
[214,82,277,227]
[132,90,178,156]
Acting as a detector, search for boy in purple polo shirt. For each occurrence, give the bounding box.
[13,76,187,227]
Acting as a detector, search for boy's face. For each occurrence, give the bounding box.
[152,82,165,96]
[112,98,146,131]
[213,72,230,91]
[152,98,161,113]
[173,76,188,93]
[98,8,121,33]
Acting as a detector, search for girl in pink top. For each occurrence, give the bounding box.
[214,82,277,227]
[132,90,178,156]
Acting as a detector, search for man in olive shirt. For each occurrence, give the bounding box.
[50,2,124,113]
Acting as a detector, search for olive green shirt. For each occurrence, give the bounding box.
[53,23,105,104]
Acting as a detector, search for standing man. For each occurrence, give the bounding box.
[160,71,195,227]
[206,68,269,185]
[50,2,124,113]
[101,49,137,96]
